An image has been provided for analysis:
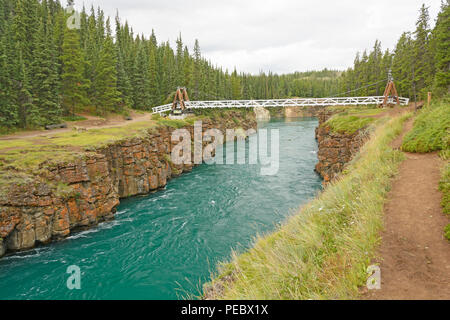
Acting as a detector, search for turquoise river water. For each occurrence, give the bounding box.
[0,117,322,300]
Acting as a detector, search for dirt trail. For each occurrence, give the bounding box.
[0,111,152,140]
[364,117,450,300]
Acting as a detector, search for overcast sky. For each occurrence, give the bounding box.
[74,0,442,74]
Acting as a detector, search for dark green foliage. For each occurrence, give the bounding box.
[92,18,121,114]
[432,1,450,96]
[0,1,448,131]
[31,11,62,125]
[61,26,89,115]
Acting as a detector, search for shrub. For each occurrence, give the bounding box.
[439,163,450,215]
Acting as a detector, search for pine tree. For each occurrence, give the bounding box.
[193,39,201,99]
[413,4,433,96]
[0,32,18,128]
[175,34,184,86]
[132,42,151,109]
[148,42,159,106]
[16,50,36,127]
[31,14,61,124]
[61,26,89,115]
[231,68,242,99]
[94,18,121,114]
[432,1,450,95]
[392,32,414,97]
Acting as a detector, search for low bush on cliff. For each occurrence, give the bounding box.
[402,101,450,153]
[203,113,411,300]
[325,114,376,134]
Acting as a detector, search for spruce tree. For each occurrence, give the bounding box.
[132,42,151,109]
[61,26,89,115]
[31,14,61,124]
[413,4,433,96]
[94,18,121,114]
[432,1,450,95]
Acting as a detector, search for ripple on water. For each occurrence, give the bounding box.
[0,117,322,300]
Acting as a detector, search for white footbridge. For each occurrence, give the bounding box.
[152,96,409,114]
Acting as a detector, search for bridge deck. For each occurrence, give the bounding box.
[152,96,409,114]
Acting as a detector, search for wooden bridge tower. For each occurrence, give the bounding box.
[381,70,400,107]
[171,87,190,114]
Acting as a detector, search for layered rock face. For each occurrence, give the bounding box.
[284,106,324,118]
[254,107,270,120]
[0,114,256,257]
[314,110,368,184]
[267,106,324,118]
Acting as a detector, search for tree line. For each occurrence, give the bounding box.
[340,2,449,100]
[0,1,448,130]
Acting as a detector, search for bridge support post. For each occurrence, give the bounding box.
[381,71,400,108]
[171,87,190,115]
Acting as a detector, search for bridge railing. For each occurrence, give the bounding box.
[151,96,409,114]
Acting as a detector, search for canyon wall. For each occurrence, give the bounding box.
[314,110,369,184]
[0,113,256,257]
[268,106,324,118]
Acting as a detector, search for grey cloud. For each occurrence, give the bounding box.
[77,0,442,74]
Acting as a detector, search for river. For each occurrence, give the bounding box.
[0,117,322,300]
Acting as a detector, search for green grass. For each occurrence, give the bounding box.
[0,110,253,189]
[325,105,386,115]
[325,115,376,134]
[322,106,385,134]
[439,163,450,241]
[203,113,411,300]
[402,101,450,153]
[0,121,159,172]
[439,163,450,216]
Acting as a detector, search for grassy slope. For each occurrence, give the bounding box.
[441,164,450,241]
[204,113,411,300]
[401,101,449,154]
[323,107,383,134]
[0,117,214,171]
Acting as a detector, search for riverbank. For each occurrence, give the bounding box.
[0,116,322,299]
[203,111,412,299]
[0,110,256,257]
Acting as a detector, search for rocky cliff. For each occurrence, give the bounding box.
[314,109,369,184]
[0,113,256,257]
[268,106,324,118]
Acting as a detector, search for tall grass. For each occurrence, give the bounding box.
[402,101,449,153]
[439,163,450,241]
[325,115,376,134]
[204,113,411,300]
